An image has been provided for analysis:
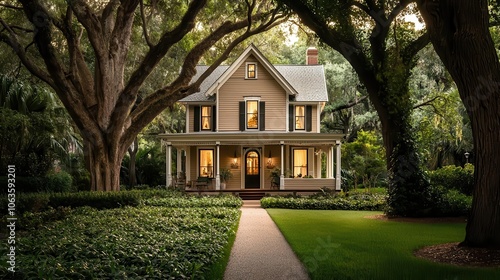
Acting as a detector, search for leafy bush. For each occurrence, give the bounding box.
[0,189,241,215]
[1,206,240,279]
[428,185,472,216]
[261,193,386,211]
[0,191,141,215]
[428,164,474,195]
[45,171,74,192]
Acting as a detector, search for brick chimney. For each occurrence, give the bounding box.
[306,47,318,65]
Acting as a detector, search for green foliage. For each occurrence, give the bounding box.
[1,206,240,279]
[428,185,472,217]
[260,193,386,211]
[0,191,141,215]
[144,194,242,208]
[220,168,233,183]
[0,189,241,215]
[121,141,165,187]
[342,130,387,190]
[0,75,82,177]
[428,164,474,195]
[45,171,74,192]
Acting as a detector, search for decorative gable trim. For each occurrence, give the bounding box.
[205,44,298,97]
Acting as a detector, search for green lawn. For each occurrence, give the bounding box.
[267,209,500,280]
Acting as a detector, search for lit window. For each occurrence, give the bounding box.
[247,63,257,79]
[293,149,308,177]
[295,105,305,130]
[201,106,211,130]
[246,100,258,129]
[199,149,214,177]
[246,151,259,175]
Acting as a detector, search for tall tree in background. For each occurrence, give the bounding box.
[418,0,500,248]
[0,0,286,191]
[281,0,432,216]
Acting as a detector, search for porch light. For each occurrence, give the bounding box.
[231,150,239,168]
[267,150,275,169]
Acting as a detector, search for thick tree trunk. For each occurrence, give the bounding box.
[374,85,431,217]
[84,139,122,191]
[418,0,500,247]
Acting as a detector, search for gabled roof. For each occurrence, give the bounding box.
[180,44,328,103]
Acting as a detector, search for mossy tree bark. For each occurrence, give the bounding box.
[418,0,500,248]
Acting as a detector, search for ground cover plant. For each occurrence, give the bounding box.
[267,210,500,280]
[0,192,241,279]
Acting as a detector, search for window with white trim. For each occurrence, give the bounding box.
[293,149,308,177]
[295,105,305,130]
[199,149,214,177]
[246,63,257,79]
[246,100,259,129]
[201,106,212,130]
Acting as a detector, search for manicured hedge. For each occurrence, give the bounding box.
[0,191,142,214]
[0,189,240,215]
[2,206,240,279]
[144,195,242,208]
[261,193,386,211]
[0,171,75,193]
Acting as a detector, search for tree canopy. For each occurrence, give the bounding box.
[0,0,287,190]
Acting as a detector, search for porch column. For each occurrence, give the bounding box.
[176,148,182,176]
[328,145,334,179]
[166,142,172,187]
[335,140,342,190]
[215,142,220,190]
[280,141,285,190]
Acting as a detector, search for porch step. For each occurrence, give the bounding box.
[238,192,266,200]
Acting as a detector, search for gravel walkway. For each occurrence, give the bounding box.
[223,201,309,280]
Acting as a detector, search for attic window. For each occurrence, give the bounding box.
[246,63,257,79]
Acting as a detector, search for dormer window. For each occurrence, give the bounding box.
[246,63,257,79]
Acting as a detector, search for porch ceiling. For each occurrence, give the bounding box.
[158,132,345,146]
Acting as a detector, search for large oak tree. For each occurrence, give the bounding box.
[417,0,500,248]
[281,0,431,216]
[0,0,285,191]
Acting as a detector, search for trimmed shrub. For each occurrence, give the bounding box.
[428,164,474,195]
[144,194,242,208]
[0,191,141,215]
[261,193,386,211]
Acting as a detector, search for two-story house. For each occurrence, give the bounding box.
[160,45,343,191]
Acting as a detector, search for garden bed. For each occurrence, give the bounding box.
[0,192,242,279]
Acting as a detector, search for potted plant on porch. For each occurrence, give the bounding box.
[220,168,233,190]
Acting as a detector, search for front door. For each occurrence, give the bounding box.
[245,150,260,189]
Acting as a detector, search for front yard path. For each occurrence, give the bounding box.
[224,200,309,280]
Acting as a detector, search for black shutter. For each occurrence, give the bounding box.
[306,105,313,132]
[239,101,245,131]
[259,102,265,131]
[289,104,294,132]
[194,106,200,132]
[212,105,216,132]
